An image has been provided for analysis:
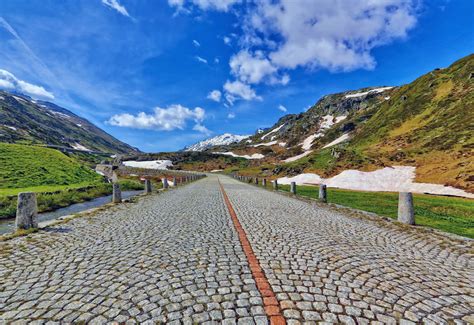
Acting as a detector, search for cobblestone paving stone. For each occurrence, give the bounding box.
[219,176,474,325]
[0,177,266,324]
[1,175,473,324]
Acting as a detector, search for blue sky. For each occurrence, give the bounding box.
[0,0,472,152]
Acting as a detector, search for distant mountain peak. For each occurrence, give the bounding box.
[184,133,251,151]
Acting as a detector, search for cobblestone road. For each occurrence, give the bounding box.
[0,175,473,324]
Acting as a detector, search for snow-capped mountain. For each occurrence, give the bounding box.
[184,133,250,152]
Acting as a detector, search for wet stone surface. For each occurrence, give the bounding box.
[0,175,473,324]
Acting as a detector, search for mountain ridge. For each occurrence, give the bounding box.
[0,91,139,154]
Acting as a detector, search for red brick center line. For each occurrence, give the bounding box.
[218,179,286,325]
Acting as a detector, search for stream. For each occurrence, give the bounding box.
[0,190,142,235]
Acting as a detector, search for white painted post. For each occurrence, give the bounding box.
[162,178,169,189]
[262,179,267,187]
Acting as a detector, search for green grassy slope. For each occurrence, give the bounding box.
[229,54,473,193]
[0,143,103,189]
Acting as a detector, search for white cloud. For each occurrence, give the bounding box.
[227,112,235,119]
[207,90,222,102]
[247,0,417,72]
[101,0,130,17]
[223,36,232,45]
[223,80,261,103]
[193,123,212,135]
[168,0,241,12]
[229,50,277,84]
[108,104,206,131]
[195,56,208,64]
[0,69,54,99]
[193,39,201,47]
[278,104,287,112]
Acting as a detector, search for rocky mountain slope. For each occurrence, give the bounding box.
[194,54,474,193]
[0,91,139,154]
[184,133,250,151]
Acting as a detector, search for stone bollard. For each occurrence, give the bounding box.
[290,182,297,195]
[273,179,278,190]
[112,183,122,203]
[255,177,259,185]
[162,178,169,189]
[144,179,152,194]
[16,192,38,230]
[398,192,415,225]
[262,179,267,187]
[319,184,327,203]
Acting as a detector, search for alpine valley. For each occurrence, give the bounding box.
[167,54,474,194]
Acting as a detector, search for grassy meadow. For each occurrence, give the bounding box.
[0,143,145,219]
[252,180,474,238]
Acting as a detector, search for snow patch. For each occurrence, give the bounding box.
[261,124,285,140]
[278,166,474,198]
[2,125,17,131]
[322,133,350,148]
[13,95,28,103]
[185,133,250,151]
[213,152,265,159]
[301,133,323,151]
[71,143,91,151]
[283,150,313,163]
[211,169,223,173]
[278,173,323,185]
[252,140,277,147]
[123,160,173,170]
[345,87,393,99]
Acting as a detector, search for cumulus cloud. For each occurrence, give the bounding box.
[227,112,235,119]
[230,50,276,84]
[168,0,241,12]
[0,69,54,99]
[278,104,287,112]
[193,123,212,135]
[193,39,201,47]
[101,0,130,17]
[247,0,418,72]
[107,104,208,132]
[195,56,208,64]
[207,90,222,102]
[223,80,261,103]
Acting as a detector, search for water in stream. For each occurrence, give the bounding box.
[0,190,142,235]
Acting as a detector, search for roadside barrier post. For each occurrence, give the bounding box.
[262,179,267,187]
[273,179,278,190]
[255,177,259,185]
[319,184,327,203]
[112,183,122,203]
[290,182,297,195]
[162,178,169,189]
[173,177,177,186]
[16,192,38,230]
[144,179,152,194]
[398,192,415,225]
